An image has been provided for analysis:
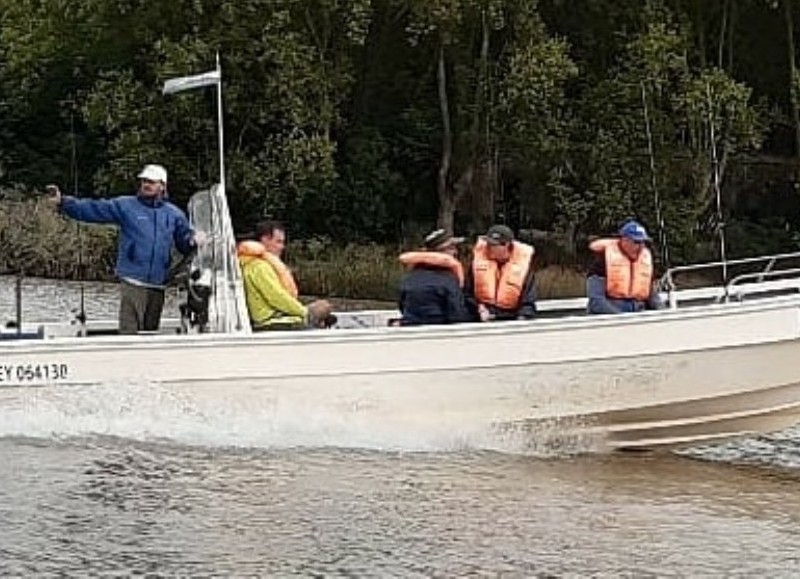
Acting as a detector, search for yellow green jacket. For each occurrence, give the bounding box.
[238,247,307,329]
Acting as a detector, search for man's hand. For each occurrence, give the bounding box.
[193,230,208,247]
[307,299,333,328]
[45,184,62,206]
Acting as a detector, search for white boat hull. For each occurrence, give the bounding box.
[3,296,800,451]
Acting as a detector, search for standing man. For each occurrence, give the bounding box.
[48,164,199,334]
[465,224,537,322]
[586,220,664,315]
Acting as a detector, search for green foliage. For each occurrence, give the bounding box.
[297,128,408,241]
[558,5,767,263]
[0,0,799,286]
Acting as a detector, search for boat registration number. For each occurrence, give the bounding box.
[0,363,70,384]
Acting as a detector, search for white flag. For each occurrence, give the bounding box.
[162,69,220,95]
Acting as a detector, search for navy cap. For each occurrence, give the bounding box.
[485,224,514,246]
[619,220,650,242]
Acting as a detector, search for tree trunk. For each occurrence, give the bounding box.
[783,0,800,158]
[476,8,496,226]
[694,2,707,69]
[462,7,495,231]
[436,39,455,233]
[718,0,728,69]
[438,194,457,235]
[727,0,736,72]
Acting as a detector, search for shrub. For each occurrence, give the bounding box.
[0,194,116,279]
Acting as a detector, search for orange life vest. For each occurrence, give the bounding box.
[236,240,299,298]
[399,251,464,286]
[589,238,653,301]
[472,239,534,309]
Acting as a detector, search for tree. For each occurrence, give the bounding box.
[405,0,573,233]
[780,0,800,157]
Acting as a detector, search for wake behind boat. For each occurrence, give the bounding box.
[2,184,800,452]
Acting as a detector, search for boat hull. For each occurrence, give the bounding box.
[2,298,800,451]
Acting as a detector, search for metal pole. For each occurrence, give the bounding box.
[216,52,225,193]
[214,52,225,332]
[69,104,87,336]
[707,83,728,285]
[15,273,22,336]
[640,82,671,275]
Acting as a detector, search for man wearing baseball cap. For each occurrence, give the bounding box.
[137,163,168,185]
[464,224,537,322]
[47,164,200,334]
[396,228,470,325]
[586,219,664,314]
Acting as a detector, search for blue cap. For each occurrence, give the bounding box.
[619,220,650,242]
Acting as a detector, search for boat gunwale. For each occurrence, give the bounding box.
[2,291,800,354]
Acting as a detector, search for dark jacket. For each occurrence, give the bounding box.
[61,194,195,287]
[464,255,537,321]
[586,254,663,314]
[399,265,471,326]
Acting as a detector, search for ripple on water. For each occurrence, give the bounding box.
[1,440,800,576]
[2,276,800,574]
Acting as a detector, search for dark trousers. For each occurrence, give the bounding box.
[119,281,165,334]
[252,320,306,332]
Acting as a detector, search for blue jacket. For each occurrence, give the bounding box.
[61,194,195,287]
[399,266,471,326]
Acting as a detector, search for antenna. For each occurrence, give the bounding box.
[210,52,223,331]
[706,82,729,286]
[59,99,88,334]
[68,103,87,335]
[640,81,671,274]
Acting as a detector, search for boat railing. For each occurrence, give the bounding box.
[659,251,800,307]
[723,268,800,298]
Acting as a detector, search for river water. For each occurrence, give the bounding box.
[1,276,800,576]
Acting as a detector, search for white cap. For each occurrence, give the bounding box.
[137,164,168,183]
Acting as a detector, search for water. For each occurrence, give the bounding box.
[1,276,800,576]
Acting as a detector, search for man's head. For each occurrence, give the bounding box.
[618,220,650,260]
[255,220,287,256]
[423,228,464,256]
[484,224,515,263]
[137,164,167,198]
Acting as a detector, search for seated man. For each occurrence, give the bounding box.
[465,224,537,322]
[586,220,664,315]
[397,228,471,325]
[237,221,332,330]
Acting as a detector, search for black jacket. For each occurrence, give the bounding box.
[399,265,471,326]
[464,255,537,321]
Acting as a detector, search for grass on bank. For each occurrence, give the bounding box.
[0,196,116,280]
[290,239,588,303]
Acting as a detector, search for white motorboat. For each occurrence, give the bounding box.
[2,182,800,452]
[3,62,800,453]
